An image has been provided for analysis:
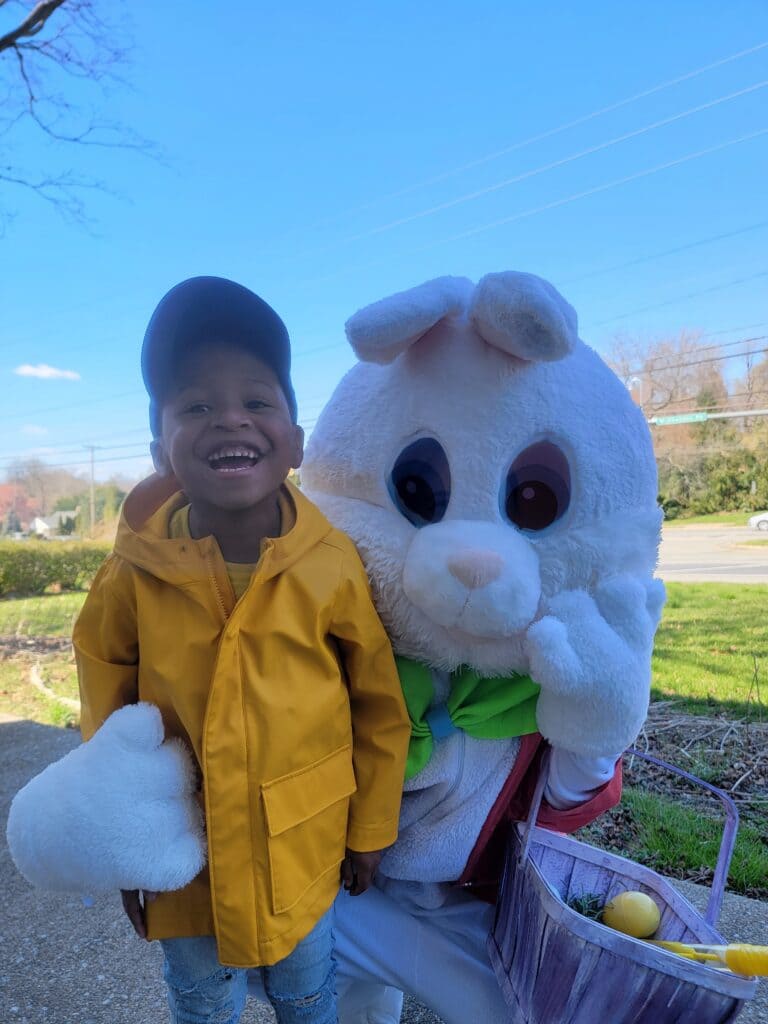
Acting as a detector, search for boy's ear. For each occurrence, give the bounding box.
[291,425,305,469]
[151,439,172,477]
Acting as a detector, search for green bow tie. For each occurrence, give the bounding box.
[397,656,540,780]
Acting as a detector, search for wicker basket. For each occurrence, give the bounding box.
[487,750,758,1024]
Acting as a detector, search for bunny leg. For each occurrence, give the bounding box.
[331,883,520,1024]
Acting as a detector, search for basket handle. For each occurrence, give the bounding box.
[626,748,739,928]
[516,745,738,928]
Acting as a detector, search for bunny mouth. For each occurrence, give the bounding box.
[206,445,263,474]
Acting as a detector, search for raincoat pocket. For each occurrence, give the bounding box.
[261,745,357,914]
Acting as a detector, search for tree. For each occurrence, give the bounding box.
[3,507,22,533]
[608,331,768,517]
[5,457,85,515]
[734,353,768,448]
[0,0,150,223]
[607,330,714,417]
[0,481,36,526]
[54,480,125,533]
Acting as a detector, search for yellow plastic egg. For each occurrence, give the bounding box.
[602,890,661,938]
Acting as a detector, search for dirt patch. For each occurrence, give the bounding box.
[631,700,767,806]
[583,701,768,899]
[0,634,74,657]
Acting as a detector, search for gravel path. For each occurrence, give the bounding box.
[2,716,765,1023]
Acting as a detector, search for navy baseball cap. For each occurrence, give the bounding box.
[141,276,298,435]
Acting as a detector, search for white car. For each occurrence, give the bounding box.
[748,511,768,531]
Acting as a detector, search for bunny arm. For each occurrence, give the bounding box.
[525,575,665,758]
[6,703,206,893]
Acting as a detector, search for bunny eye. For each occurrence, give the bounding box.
[389,438,451,527]
[504,442,570,532]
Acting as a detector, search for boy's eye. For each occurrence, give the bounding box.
[184,402,210,415]
[246,399,268,410]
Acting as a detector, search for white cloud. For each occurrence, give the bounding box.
[14,363,81,381]
[21,424,49,436]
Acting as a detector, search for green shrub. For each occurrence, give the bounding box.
[0,542,111,597]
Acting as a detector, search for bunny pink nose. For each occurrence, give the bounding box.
[447,551,504,590]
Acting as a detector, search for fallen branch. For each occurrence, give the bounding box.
[730,755,763,793]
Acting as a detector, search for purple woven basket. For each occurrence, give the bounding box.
[487,749,758,1024]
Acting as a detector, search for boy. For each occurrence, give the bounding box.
[73,276,411,1024]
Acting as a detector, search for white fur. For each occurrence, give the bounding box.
[304,303,662,687]
[6,703,206,893]
[303,270,665,877]
[345,276,472,363]
[402,520,541,638]
[469,270,578,362]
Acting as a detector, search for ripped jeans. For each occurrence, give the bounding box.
[160,908,337,1024]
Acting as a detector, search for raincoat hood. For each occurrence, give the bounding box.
[114,473,332,587]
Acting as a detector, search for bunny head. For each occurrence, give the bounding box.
[303,272,661,676]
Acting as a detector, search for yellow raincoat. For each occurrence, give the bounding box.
[73,475,409,966]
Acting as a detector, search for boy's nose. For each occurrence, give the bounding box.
[214,407,252,429]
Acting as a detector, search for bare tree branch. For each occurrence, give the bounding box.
[0,0,67,54]
[0,0,155,224]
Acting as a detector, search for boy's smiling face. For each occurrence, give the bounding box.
[152,341,303,515]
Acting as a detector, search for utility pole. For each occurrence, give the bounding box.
[84,445,98,538]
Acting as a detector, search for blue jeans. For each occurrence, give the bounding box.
[160,908,337,1024]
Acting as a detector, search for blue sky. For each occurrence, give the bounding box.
[1,1,767,482]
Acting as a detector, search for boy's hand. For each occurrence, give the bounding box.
[341,848,382,896]
[120,888,157,939]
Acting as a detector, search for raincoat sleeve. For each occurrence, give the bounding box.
[331,549,410,853]
[73,554,139,741]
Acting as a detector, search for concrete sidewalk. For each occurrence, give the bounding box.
[2,717,765,1023]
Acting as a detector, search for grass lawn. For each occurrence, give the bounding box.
[580,786,768,899]
[2,586,766,896]
[0,592,85,727]
[663,510,757,527]
[653,582,766,719]
[2,584,766,721]
[663,512,765,528]
[0,591,86,636]
[0,654,79,727]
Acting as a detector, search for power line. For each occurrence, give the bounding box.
[9,452,154,472]
[699,321,768,338]
[304,40,768,226]
[0,389,145,421]
[593,270,768,325]
[626,344,768,376]
[331,79,768,246]
[0,442,149,467]
[420,127,768,249]
[303,131,768,291]
[654,388,768,410]
[629,334,768,369]
[0,427,153,460]
[557,220,768,286]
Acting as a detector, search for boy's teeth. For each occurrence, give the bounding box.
[208,446,260,468]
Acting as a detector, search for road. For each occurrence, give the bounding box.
[658,526,768,583]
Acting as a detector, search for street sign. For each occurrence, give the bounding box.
[650,412,709,425]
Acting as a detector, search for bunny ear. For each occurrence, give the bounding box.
[345,276,473,364]
[469,271,578,362]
